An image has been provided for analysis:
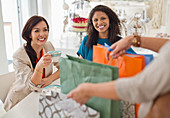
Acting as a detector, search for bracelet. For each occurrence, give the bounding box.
[35,69,43,74]
[132,35,141,47]
[29,80,41,88]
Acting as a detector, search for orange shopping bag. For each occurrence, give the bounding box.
[93,45,145,77]
[93,45,144,118]
[93,44,107,64]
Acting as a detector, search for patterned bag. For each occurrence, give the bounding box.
[39,91,100,118]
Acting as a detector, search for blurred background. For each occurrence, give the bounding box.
[0,0,170,75]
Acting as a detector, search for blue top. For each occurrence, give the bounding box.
[77,35,136,61]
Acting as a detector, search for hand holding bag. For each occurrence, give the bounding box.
[59,55,121,118]
[93,45,154,118]
[93,45,146,77]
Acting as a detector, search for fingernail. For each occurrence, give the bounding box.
[110,52,114,56]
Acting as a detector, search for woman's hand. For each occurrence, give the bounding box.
[41,69,60,88]
[67,83,91,105]
[106,35,134,59]
[41,77,53,88]
[36,53,52,69]
[31,53,52,85]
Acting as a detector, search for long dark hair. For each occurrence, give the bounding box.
[22,15,49,68]
[86,5,121,48]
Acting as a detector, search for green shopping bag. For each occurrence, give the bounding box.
[59,55,121,118]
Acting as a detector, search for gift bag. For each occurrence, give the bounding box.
[126,51,154,66]
[39,91,100,118]
[93,45,153,66]
[93,45,154,77]
[93,45,145,77]
[59,55,121,118]
[93,45,153,118]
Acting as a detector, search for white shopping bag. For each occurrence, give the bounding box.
[39,91,100,118]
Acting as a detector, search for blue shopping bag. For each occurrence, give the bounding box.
[126,50,154,66]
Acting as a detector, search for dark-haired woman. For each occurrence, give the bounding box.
[4,15,60,111]
[77,5,135,61]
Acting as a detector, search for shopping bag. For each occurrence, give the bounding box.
[39,91,100,118]
[93,45,153,118]
[93,45,145,77]
[93,45,154,77]
[59,55,121,118]
[126,51,154,66]
[93,45,153,66]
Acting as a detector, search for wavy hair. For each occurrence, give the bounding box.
[86,5,121,48]
[22,15,49,68]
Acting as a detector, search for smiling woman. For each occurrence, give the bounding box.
[30,21,49,47]
[77,5,136,61]
[3,15,60,111]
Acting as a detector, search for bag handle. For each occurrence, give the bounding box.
[107,56,124,69]
[107,56,119,66]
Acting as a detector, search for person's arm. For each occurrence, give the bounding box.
[67,81,120,105]
[116,44,170,103]
[68,41,170,105]
[41,69,60,88]
[85,81,120,99]
[140,36,168,52]
[12,51,42,92]
[108,35,169,58]
[30,53,52,86]
[77,35,88,59]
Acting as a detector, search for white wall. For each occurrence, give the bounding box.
[0,0,9,75]
[37,0,52,42]
[160,0,170,33]
[166,0,170,33]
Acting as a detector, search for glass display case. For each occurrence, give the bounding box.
[127,13,147,36]
[68,0,91,43]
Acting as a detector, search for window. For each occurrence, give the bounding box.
[1,0,21,71]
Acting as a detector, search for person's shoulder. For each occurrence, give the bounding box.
[44,41,54,48]
[84,35,88,39]
[13,45,25,56]
[44,41,55,52]
[13,45,27,59]
[83,35,88,41]
[82,35,88,44]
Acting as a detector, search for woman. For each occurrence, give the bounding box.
[4,15,60,111]
[77,5,135,61]
[68,35,170,118]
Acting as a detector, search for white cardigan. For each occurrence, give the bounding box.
[4,41,55,111]
[116,41,170,118]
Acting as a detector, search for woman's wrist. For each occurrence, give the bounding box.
[126,35,133,43]
[81,83,93,97]
[34,66,43,74]
[35,69,43,74]
[131,35,141,47]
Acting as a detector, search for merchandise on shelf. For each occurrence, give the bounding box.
[156,33,170,39]
[71,17,88,32]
